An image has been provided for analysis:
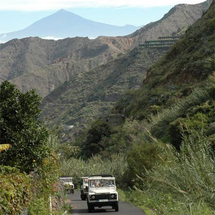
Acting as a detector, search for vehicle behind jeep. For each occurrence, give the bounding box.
[87,175,119,213]
[80,176,88,200]
[60,176,74,194]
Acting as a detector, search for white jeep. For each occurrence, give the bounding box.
[80,176,88,200]
[60,176,74,194]
[86,175,119,213]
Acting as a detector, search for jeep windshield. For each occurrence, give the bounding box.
[89,179,115,188]
[83,178,88,185]
[60,178,73,183]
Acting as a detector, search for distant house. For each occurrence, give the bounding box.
[140,35,183,48]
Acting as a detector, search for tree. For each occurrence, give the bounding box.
[81,120,112,159]
[0,81,49,173]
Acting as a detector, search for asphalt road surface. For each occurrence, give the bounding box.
[68,190,145,215]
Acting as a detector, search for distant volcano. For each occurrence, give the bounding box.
[0,9,139,42]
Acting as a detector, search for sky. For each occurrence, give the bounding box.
[0,0,205,34]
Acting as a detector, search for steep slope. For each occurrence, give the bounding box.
[40,0,214,142]
[41,46,167,142]
[0,9,138,42]
[76,0,215,159]
[0,36,134,97]
[113,0,215,125]
[0,0,210,99]
[129,0,212,46]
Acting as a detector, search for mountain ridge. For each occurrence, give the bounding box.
[75,0,215,159]
[113,0,215,122]
[0,0,211,98]
[0,9,138,42]
[129,0,212,46]
[38,0,213,141]
[0,36,135,97]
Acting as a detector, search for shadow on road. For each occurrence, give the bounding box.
[69,190,145,214]
[72,208,116,213]
[72,208,88,214]
[92,209,116,213]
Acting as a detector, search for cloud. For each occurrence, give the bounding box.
[0,0,205,11]
[0,34,7,43]
[1,34,7,39]
[42,36,63,40]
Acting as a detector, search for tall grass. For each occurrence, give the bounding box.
[147,130,215,205]
[150,87,211,139]
[60,154,127,187]
[124,129,214,214]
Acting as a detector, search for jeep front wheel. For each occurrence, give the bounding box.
[114,202,119,212]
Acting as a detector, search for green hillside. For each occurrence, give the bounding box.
[83,0,215,156]
[41,47,167,142]
[40,1,213,142]
[115,0,215,122]
[70,2,215,213]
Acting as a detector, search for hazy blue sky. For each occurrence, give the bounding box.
[0,0,204,34]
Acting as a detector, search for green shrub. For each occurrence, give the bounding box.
[81,119,112,159]
[0,81,50,173]
[0,166,32,215]
[28,197,49,215]
[128,191,215,215]
[60,154,127,187]
[126,140,163,187]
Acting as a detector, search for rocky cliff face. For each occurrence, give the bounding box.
[0,1,210,98]
[129,1,212,46]
[0,36,135,97]
[41,47,167,142]
[113,0,215,121]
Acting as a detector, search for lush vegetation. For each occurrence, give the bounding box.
[41,47,166,143]
[59,153,127,187]
[0,81,67,215]
[1,1,215,214]
[0,81,50,173]
[0,166,31,215]
[64,1,215,214]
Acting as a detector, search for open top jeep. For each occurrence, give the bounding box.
[80,176,88,200]
[60,176,74,194]
[86,175,119,213]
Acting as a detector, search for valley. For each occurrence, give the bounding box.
[0,0,215,214]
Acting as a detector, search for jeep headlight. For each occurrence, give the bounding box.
[110,194,117,199]
[90,195,96,200]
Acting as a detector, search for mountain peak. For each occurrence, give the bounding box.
[58,9,67,12]
[55,9,72,15]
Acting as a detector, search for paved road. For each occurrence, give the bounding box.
[68,190,145,215]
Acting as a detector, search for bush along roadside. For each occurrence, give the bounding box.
[0,153,70,215]
[117,128,215,215]
[0,166,32,215]
[0,81,69,215]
